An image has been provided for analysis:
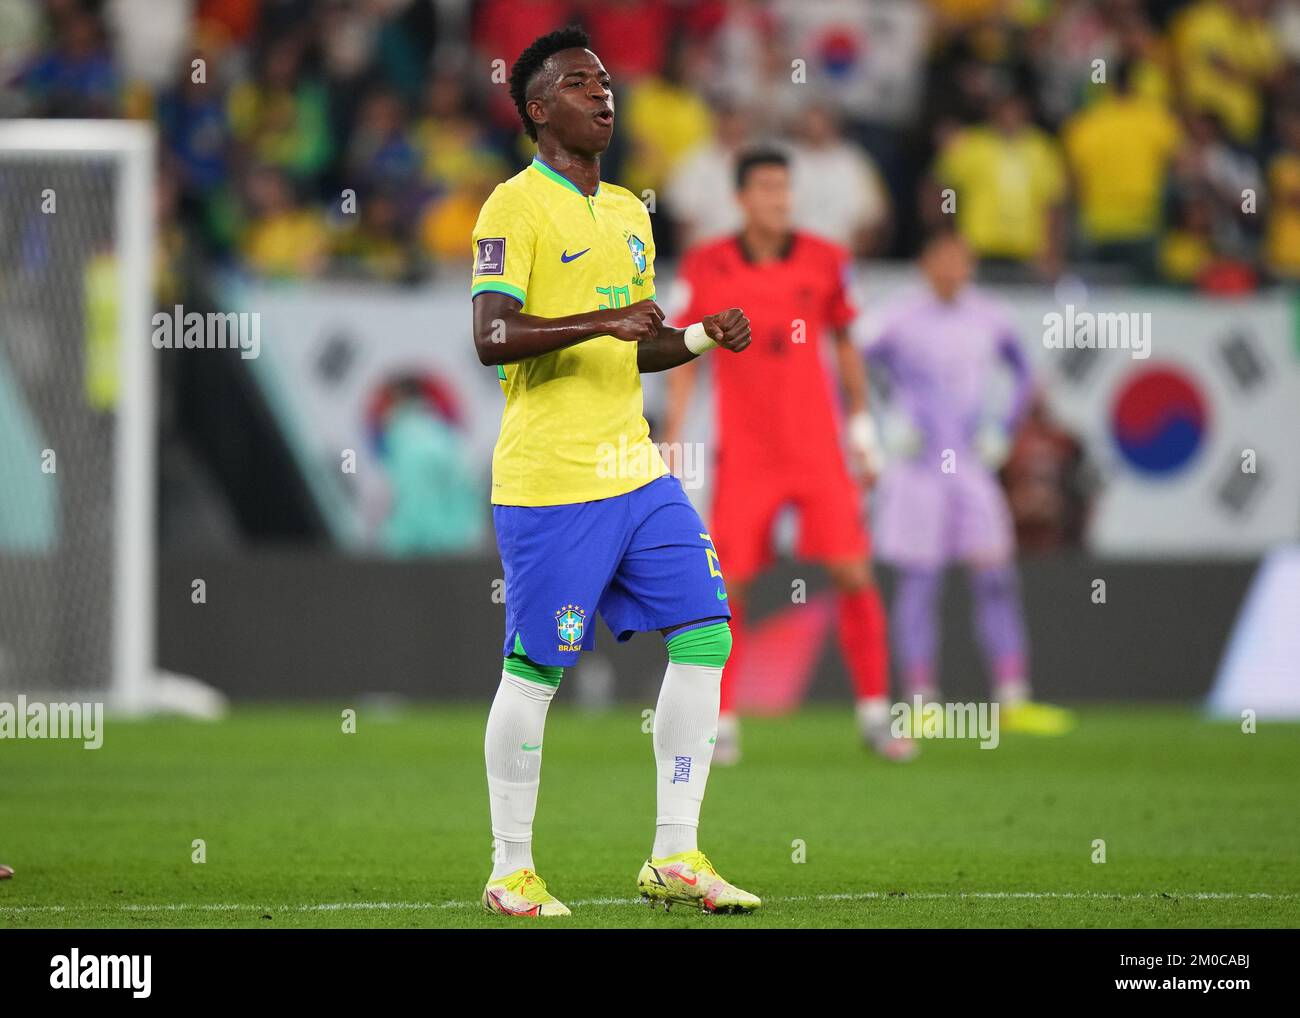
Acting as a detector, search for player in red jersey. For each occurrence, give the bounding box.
[662,148,913,763]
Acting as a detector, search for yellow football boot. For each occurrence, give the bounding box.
[1000,700,1075,736]
[481,868,571,917]
[637,850,761,914]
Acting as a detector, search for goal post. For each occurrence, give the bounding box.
[0,119,223,717]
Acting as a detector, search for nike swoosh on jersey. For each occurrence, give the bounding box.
[560,248,591,263]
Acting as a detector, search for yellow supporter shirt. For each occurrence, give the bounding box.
[471,157,667,507]
[1266,152,1300,279]
[936,126,1066,260]
[1160,230,1213,284]
[1174,0,1281,144]
[623,77,713,197]
[244,210,329,278]
[1064,95,1181,242]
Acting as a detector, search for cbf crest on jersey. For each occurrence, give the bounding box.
[626,233,646,274]
[555,604,586,650]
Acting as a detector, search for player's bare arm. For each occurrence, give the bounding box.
[637,306,751,374]
[833,325,868,417]
[832,324,881,485]
[472,292,664,365]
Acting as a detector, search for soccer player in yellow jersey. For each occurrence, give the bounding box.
[470,26,757,917]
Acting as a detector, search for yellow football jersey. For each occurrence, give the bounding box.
[936,127,1065,260]
[471,156,666,506]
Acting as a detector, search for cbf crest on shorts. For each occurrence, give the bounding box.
[555,604,586,651]
[626,233,647,274]
[476,237,505,275]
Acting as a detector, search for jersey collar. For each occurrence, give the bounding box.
[736,231,797,265]
[531,155,601,198]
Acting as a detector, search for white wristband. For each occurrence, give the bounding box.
[684,321,716,355]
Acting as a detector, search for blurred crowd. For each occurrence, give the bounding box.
[4,0,1300,292]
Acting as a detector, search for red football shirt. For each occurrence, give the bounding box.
[675,231,857,476]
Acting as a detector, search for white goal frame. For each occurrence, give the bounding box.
[0,120,221,717]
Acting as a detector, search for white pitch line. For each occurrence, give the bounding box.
[1,891,1297,915]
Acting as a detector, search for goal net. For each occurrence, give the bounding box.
[0,120,220,716]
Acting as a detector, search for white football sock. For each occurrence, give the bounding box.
[651,661,721,859]
[856,695,892,736]
[997,678,1030,706]
[485,670,556,879]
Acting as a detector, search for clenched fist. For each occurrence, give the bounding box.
[703,307,751,352]
[601,299,665,343]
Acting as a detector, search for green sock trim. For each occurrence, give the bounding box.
[504,654,563,686]
[665,621,732,668]
[503,634,562,686]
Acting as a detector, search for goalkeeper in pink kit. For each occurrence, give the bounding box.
[866,228,1072,734]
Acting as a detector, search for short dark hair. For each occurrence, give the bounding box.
[921,220,965,252]
[509,25,591,141]
[734,147,789,191]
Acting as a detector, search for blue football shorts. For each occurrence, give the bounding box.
[492,475,732,667]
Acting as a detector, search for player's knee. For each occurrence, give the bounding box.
[503,653,563,689]
[665,620,732,668]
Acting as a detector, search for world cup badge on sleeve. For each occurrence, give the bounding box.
[476,237,505,275]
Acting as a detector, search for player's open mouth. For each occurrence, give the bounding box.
[594,110,613,126]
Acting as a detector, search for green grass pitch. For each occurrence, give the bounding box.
[1,705,1297,928]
